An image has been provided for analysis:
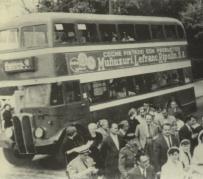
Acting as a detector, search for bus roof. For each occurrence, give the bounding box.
[0,12,182,29]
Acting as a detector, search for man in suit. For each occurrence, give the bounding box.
[100,123,124,179]
[128,152,155,179]
[135,113,160,149]
[153,123,179,173]
[179,115,198,153]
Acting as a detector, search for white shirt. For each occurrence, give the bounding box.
[110,133,119,150]
[163,135,172,148]
[138,166,146,178]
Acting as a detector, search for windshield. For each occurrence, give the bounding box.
[22,24,48,48]
[23,84,51,108]
[0,29,19,51]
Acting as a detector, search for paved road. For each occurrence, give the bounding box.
[0,153,67,179]
[0,81,203,179]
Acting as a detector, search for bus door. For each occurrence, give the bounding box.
[62,80,90,124]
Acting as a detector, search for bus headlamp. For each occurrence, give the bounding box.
[5,127,13,139]
[34,127,45,138]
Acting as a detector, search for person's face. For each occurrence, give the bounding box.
[128,138,138,147]
[182,144,190,152]
[171,123,178,134]
[89,125,97,134]
[146,115,152,124]
[170,101,177,109]
[170,152,179,162]
[188,117,196,126]
[80,152,89,160]
[110,124,118,135]
[102,121,109,130]
[140,109,145,117]
[139,156,150,169]
[162,125,171,137]
[5,105,11,110]
[123,123,129,132]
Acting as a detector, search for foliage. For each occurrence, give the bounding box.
[37,0,199,20]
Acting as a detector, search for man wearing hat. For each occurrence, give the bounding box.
[119,133,141,179]
[66,144,98,179]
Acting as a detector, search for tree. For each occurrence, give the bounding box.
[36,0,198,20]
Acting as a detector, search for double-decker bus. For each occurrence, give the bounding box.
[0,13,196,165]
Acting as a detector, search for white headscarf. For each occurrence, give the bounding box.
[197,130,203,145]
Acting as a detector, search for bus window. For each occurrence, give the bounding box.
[177,25,185,39]
[22,25,48,48]
[164,25,177,40]
[63,81,81,103]
[91,81,108,102]
[23,84,51,107]
[135,24,150,41]
[99,24,117,42]
[118,24,135,42]
[151,25,164,40]
[54,23,76,44]
[50,83,63,105]
[0,29,19,50]
[77,23,98,44]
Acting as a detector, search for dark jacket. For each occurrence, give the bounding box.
[128,165,155,179]
[100,134,124,178]
[153,134,179,172]
[179,125,192,142]
[3,110,12,128]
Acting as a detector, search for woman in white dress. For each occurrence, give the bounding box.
[191,130,203,179]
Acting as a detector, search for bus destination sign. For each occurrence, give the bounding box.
[66,45,187,74]
[3,57,36,73]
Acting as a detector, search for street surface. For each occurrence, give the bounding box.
[0,80,203,179]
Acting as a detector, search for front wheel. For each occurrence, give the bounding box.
[3,148,34,166]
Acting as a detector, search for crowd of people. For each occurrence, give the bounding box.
[63,99,203,179]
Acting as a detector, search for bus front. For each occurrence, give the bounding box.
[0,20,90,165]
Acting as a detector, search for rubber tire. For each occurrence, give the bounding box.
[3,148,34,166]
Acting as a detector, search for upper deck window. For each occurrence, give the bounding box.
[151,25,164,40]
[0,29,19,51]
[99,24,117,42]
[54,23,76,45]
[164,25,177,40]
[77,23,98,44]
[118,24,135,42]
[22,24,48,48]
[135,24,151,41]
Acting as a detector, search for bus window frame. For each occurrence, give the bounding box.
[52,20,79,46]
[75,22,99,44]
[62,80,83,105]
[0,27,20,52]
[20,23,49,50]
[150,24,165,41]
[135,23,152,42]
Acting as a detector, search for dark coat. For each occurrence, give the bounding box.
[153,134,179,172]
[100,134,124,178]
[179,125,192,142]
[3,110,12,128]
[128,165,155,179]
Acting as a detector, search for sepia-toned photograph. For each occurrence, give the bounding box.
[0,0,203,179]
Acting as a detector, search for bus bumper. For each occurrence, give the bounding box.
[34,129,65,154]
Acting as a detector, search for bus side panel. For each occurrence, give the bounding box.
[91,87,196,122]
